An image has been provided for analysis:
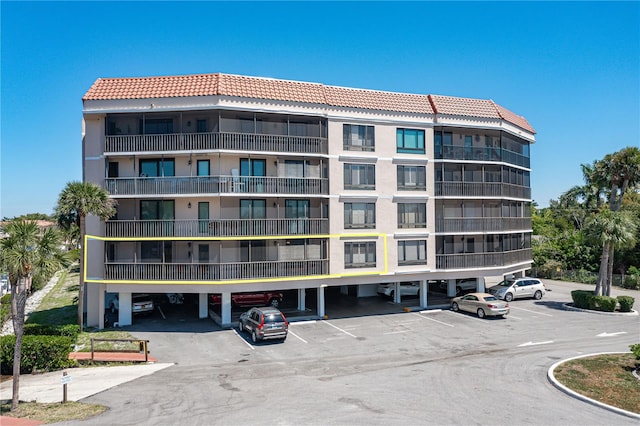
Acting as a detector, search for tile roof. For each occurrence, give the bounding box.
[325,86,433,114]
[83,74,220,100]
[83,73,534,133]
[429,94,535,133]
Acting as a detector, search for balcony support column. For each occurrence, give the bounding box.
[420,281,428,308]
[297,288,306,311]
[198,293,208,319]
[221,292,232,326]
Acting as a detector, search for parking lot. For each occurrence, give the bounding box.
[127,280,639,368]
[78,280,639,426]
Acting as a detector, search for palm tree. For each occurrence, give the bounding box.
[590,210,637,296]
[55,182,116,329]
[0,220,70,410]
[593,147,640,295]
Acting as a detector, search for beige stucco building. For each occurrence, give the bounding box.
[81,73,535,329]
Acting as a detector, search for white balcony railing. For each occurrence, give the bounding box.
[104,176,329,196]
[435,248,532,270]
[435,217,532,233]
[105,132,328,155]
[104,260,329,281]
[105,218,329,238]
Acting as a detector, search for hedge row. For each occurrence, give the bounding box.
[0,335,75,375]
[570,290,635,313]
[23,323,81,339]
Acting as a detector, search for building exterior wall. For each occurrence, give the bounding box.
[82,73,535,328]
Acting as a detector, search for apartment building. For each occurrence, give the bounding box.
[81,73,535,329]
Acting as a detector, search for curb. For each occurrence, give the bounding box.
[562,303,638,316]
[547,352,640,420]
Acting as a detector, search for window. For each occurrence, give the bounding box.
[397,166,426,190]
[344,203,376,229]
[140,200,175,220]
[344,164,375,190]
[344,242,376,268]
[397,128,425,154]
[196,119,207,133]
[398,240,427,265]
[198,244,209,262]
[143,118,173,134]
[240,199,266,219]
[108,162,119,178]
[198,202,209,234]
[139,159,175,177]
[197,160,210,176]
[398,203,426,228]
[343,124,375,151]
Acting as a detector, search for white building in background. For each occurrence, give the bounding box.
[81,72,535,329]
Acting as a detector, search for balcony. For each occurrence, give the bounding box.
[105,218,329,238]
[435,217,532,233]
[434,182,531,199]
[104,259,329,281]
[435,248,532,269]
[105,176,329,196]
[105,132,328,155]
[435,146,530,168]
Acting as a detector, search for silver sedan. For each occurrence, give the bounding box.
[451,292,509,318]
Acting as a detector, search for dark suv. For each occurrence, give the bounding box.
[238,307,288,343]
[210,291,283,308]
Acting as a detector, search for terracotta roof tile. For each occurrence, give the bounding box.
[325,86,433,114]
[83,74,219,100]
[493,102,535,133]
[217,74,325,104]
[428,94,498,118]
[83,73,534,133]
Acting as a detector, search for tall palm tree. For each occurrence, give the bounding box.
[593,147,640,295]
[55,181,116,329]
[0,220,70,410]
[590,210,637,296]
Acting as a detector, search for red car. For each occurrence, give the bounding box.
[210,291,283,308]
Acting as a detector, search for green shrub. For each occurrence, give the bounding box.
[1,293,10,304]
[631,343,640,360]
[571,290,593,309]
[617,296,635,312]
[0,335,74,375]
[23,323,81,339]
[589,295,617,312]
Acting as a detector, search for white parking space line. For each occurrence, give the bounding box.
[289,320,317,326]
[288,330,308,343]
[383,330,410,335]
[508,315,522,320]
[509,306,553,317]
[411,312,455,327]
[232,329,255,350]
[323,320,358,338]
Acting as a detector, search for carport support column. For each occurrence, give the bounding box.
[221,292,232,326]
[119,292,133,326]
[394,282,401,304]
[317,286,326,318]
[297,288,306,311]
[447,279,457,297]
[477,277,486,293]
[198,293,208,319]
[420,280,428,308]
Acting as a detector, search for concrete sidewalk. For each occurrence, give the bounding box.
[0,363,173,404]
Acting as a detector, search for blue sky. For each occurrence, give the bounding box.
[1,1,638,218]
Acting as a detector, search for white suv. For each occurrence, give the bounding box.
[488,277,546,302]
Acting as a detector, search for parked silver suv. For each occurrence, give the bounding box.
[488,277,546,302]
[238,307,289,343]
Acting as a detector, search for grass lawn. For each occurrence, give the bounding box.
[1,265,137,423]
[554,353,640,414]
